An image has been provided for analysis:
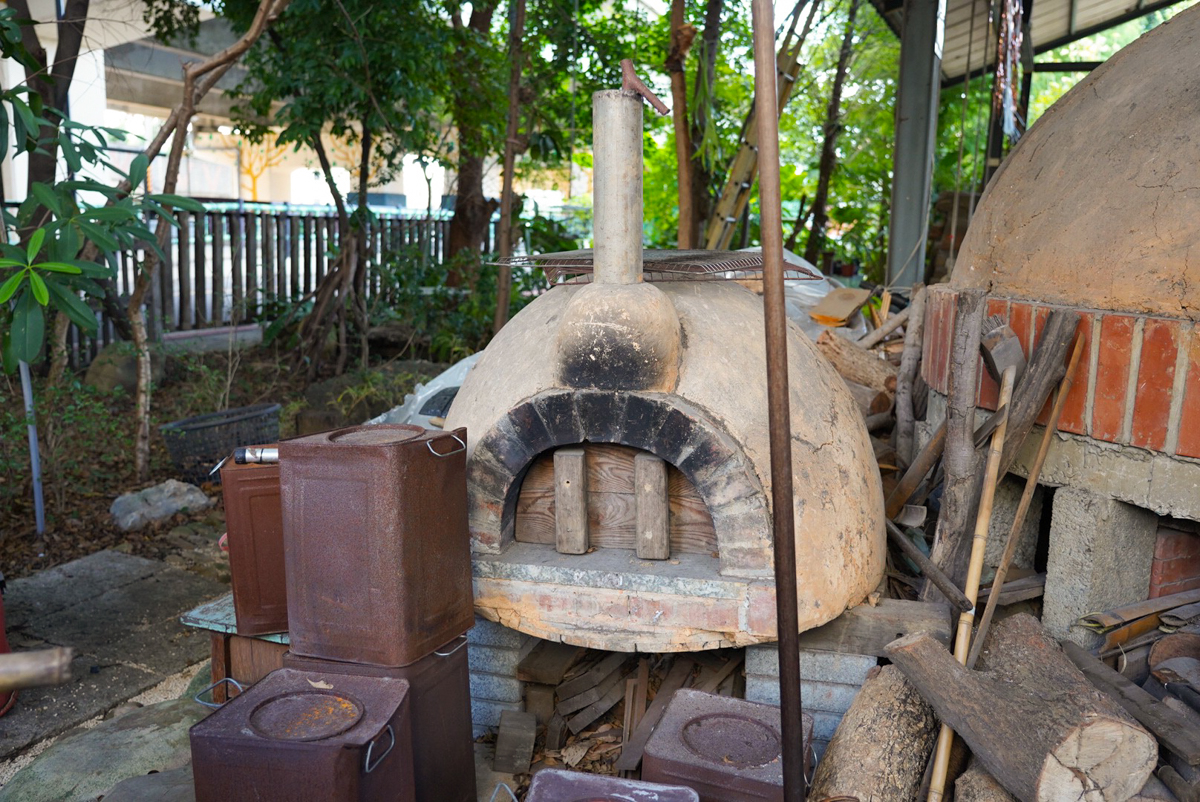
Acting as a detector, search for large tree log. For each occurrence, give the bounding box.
[816,330,899,395]
[809,665,937,801]
[845,379,891,418]
[887,614,1157,802]
[956,758,1018,802]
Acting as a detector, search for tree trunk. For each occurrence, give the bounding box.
[815,329,898,394]
[956,758,1018,802]
[809,665,938,801]
[666,0,695,248]
[447,0,500,278]
[687,0,723,236]
[124,0,291,479]
[894,284,927,464]
[804,0,859,265]
[493,0,526,333]
[921,288,985,604]
[886,614,1158,802]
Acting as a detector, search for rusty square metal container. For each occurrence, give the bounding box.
[526,767,700,801]
[641,689,813,802]
[282,635,475,802]
[220,445,287,636]
[189,667,415,802]
[279,425,474,667]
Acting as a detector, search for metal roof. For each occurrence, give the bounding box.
[871,0,1190,81]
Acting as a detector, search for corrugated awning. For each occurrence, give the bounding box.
[871,0,1190,81]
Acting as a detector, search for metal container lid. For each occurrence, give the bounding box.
[249,691,364,742]
[681,712,781,767]
[327,425,426,446]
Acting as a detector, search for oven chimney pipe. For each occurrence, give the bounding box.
[592,89,644,284]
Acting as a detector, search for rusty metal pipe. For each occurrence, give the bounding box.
[750,0,805,797]
[0,648,73,694]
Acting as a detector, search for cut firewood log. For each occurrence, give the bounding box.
[887,614,1157,802]
[956,758,1018,802]
[809,665,937,802]
[845,379,891,417]
[817,329,898,395]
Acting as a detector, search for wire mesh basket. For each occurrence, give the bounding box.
[160,403,281,485]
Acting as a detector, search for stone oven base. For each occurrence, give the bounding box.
[472,544,779,653]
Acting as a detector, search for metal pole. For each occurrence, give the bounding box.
[750,0,805,797]
[19,360,45,538]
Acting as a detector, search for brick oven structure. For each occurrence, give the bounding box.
[920,5,1200,646]
[446,87,885,654]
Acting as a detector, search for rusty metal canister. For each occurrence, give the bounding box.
[220,446,287,636]
[526,767,700,801]
[189,668,415,802]
[282,634,475,802]
[641,689,813,802]
[279,425,474,667]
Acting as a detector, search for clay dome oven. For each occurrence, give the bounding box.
[445,86,885,653]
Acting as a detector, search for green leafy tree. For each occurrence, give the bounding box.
[226,0,451,378]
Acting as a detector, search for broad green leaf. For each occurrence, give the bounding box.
[76,221,119,253]
[37,262,82,274]
[0,270,23,303]
[28,271,48,305]
[1,331,16,375]
[30,183,61,217]
[10,289,44,363]
[25,228,45,262]
[0,258,26,268]
[0,103,8,163]
[129,153,149,189]
[45,279,98,334]
[150,194,206,213]
[84,206,136,222]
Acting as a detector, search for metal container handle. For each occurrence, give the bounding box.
[363,724,395,773]
[433,634,468,657]
[426,432,466,458]
[193,677,244,709]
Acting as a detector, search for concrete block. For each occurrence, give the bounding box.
[469,671,524,704]
[468,616,530,649]
[468,644,523,677]
[1044,486,1159,648]
[810,710,842,742]
[471,698,524,730]
[744,645,876,685]
[743,677,860,713]
[981,474,1043,583]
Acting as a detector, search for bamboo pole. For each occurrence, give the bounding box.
[965,335,1085,670]
[750,0,805,796]
[927,364,1017,802]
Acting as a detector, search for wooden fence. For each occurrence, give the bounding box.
[67,204,475,369]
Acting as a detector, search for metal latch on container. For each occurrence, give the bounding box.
[364,724,395,773]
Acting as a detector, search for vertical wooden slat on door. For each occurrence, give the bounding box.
[262,215,276,299]
[193,212,207,326]
[230,213,243,318]
[289,216,300,300]
[177,211,192,330]
[211,213,225,324]
[245,213,259,316]
[303,216,313,295]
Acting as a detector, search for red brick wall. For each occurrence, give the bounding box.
[1150,525,1200,599]
[921,286,1198,458]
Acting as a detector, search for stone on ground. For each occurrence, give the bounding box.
[0,699,206,802]
[84,343,164,395]
[103,765,195,802]
[111,481,213,531]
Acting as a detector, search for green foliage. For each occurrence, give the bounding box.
[332,370,421,421]
[0,8,206,371]
[0,377,132,516]
[227,0,450,183]
[370,246,544,363]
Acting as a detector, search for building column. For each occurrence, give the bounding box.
[886,0,945,288]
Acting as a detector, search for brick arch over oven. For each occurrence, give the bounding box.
[465,388,773,577]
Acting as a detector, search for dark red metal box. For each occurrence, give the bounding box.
[189,668,415,802]
[282,635,476,802]
[641,689,813,802]
[526,767,700,801]
[279,425,474,667]
[220,445,287,636]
